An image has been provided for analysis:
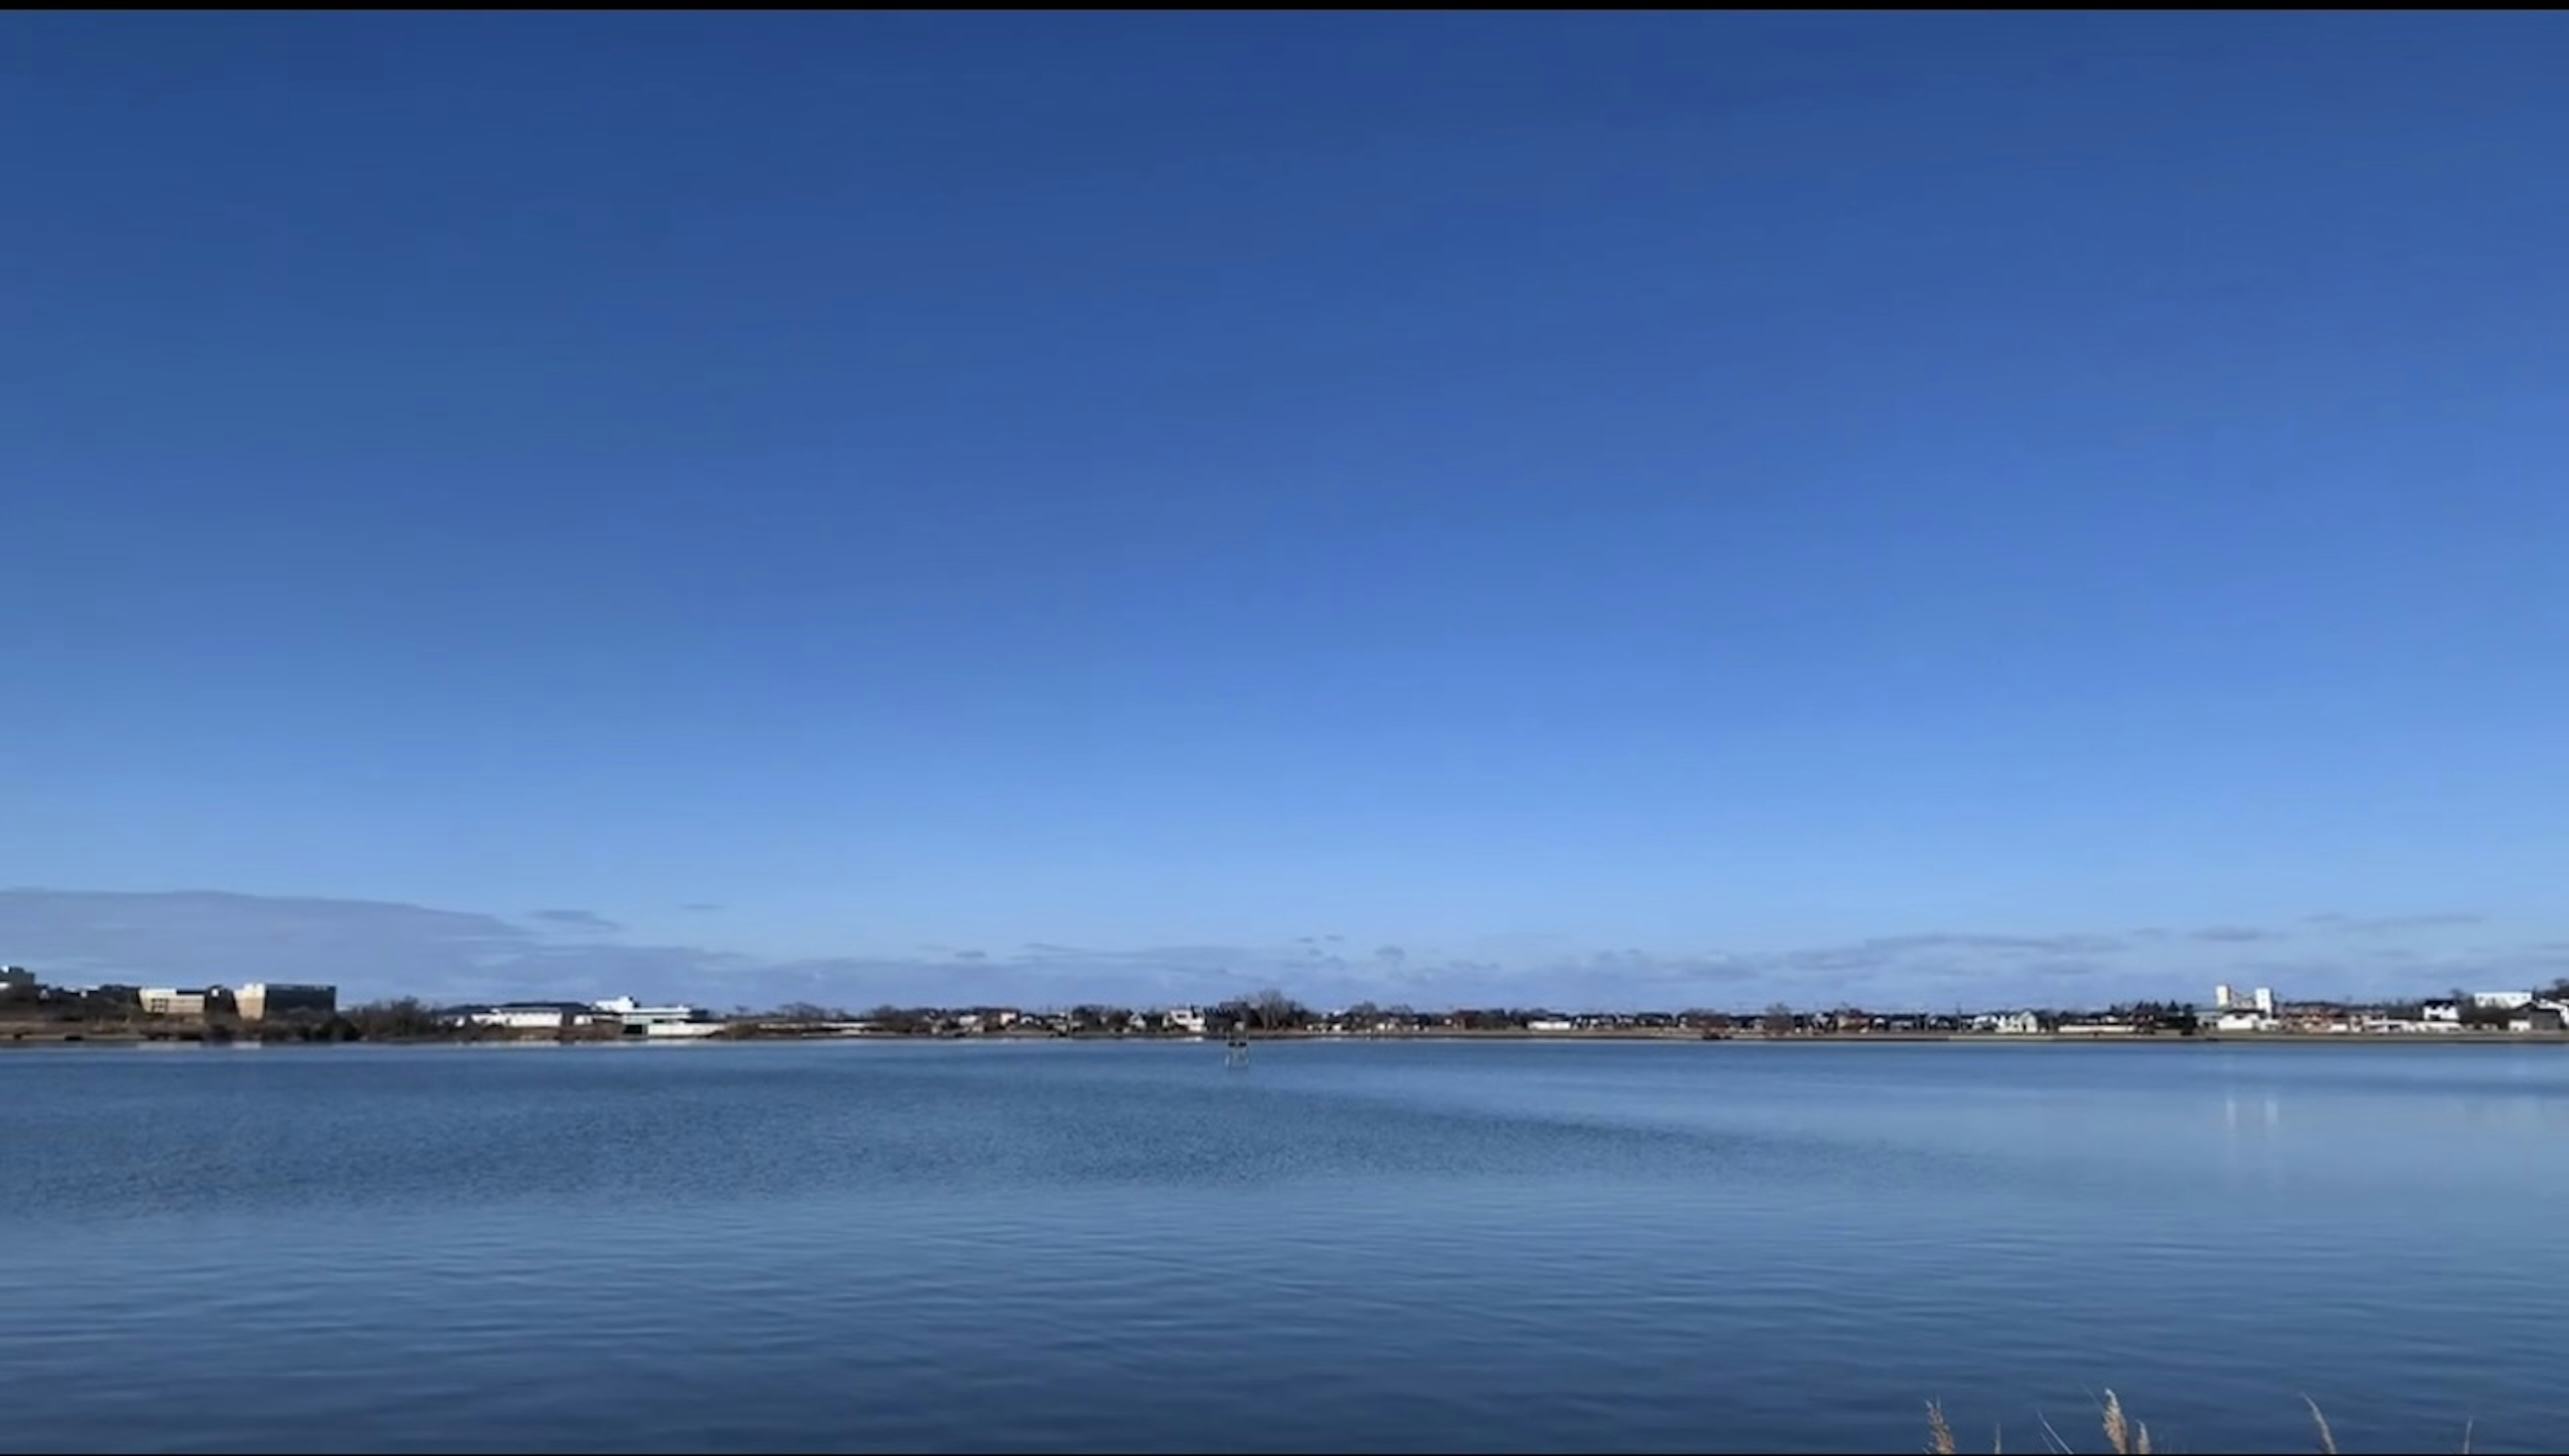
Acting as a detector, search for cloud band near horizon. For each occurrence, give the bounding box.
[0,888,2546,1013]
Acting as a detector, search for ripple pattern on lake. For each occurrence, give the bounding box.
[4,1041,2562,1453]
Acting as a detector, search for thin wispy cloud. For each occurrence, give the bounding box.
[2307,912,2486,933]
[0,890,663,1002]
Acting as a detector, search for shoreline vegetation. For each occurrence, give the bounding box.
[5,1020,2566,1051]
[9,982,2568,1051]
[1927,1390,2459,1456]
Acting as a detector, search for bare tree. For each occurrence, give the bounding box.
[1244,988,1309,1031]
[771,1001,846,1023]
[343,998,440,1038]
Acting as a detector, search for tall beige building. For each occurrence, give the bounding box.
[233,983,339,1021]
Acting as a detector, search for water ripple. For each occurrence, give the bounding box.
[3,1041,2562,1453]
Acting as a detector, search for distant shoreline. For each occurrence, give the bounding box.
[7,1025,2566,1050]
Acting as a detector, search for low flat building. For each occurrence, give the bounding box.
[138,986,233,1017]
[459,1003,596,1030]
[2509,1004,2568,1034]
[593,995,722,1037]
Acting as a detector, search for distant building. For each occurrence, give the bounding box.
[452,1002,597,1031]
[593,995,721,1038]
[2471,991,2535,1011]
[442,1007,606,1032]
[488,1007,569,1030]
[233,982,337,1022]
[139,986,233,1017]
[0,966,34,1002]
[2054,1017,2141,1035]
[2212,984,2276,1015]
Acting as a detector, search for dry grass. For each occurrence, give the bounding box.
[1923,1390,2433,1454]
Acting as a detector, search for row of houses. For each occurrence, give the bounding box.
[823,1005,1206,1037]
[763,994,2569,1040]
[2194,985,2569,1035]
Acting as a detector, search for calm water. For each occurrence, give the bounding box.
[5,1040,2565,1454]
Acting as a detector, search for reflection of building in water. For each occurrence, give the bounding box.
[2221,1091,2283,1136]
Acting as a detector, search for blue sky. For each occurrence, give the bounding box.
[5,15,2564,1010]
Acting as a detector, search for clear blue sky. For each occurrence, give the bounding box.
[5,14,2563,1009]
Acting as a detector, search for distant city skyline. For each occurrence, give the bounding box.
[6,15,2564,1007]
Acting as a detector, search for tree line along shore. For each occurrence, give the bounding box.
[7,982,2568,1049]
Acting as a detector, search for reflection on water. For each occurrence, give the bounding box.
[2,1041,2564,1455]
[2222,1088,2285,1136]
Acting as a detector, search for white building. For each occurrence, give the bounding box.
[1164,1006,1206,1035]
[2509,1000,2569,1033]
[466,1004,586,1030]
[2471,991,2535,1011]
[2213,984,2276,1015]
[593,995,723,1039]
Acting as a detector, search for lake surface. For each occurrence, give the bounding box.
[5,1040,2564,1454]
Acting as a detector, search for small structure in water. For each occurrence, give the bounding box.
[1224,1033,1250,1068]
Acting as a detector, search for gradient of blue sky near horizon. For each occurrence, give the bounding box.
[4,14,2564,1009]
